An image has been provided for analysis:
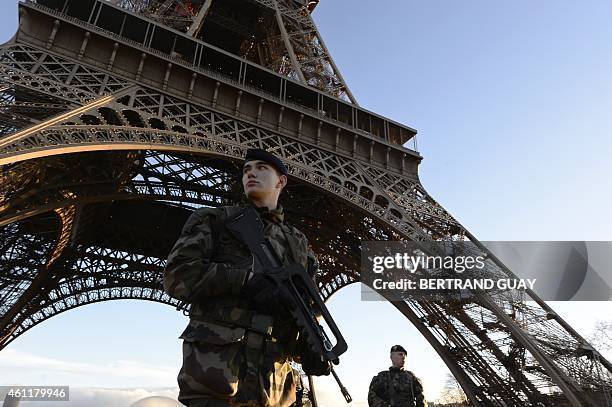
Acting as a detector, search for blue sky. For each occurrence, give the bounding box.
[1,1,612,405]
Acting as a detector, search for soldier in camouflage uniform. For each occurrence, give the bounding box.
[368,345,425,407]
[164,149,325,407]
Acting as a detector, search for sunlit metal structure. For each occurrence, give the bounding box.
[0,1,611,405]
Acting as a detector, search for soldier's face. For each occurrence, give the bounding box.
[242,160,287,200]
[390,351,406,368]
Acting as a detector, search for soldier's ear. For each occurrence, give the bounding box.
[277,174,287,189]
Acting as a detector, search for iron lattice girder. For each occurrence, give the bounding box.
[0,121,455,248]
[272,0,353,99]
[0,45,131,101]
[0,165,364,348]
[0,85,71,130]
[0,41,433,237]
[1,62,612,406]
[0,38,444,232]
[21,1,411,144]
[1,150,236,227]
[0,200,178,346]
[416,299,529,404]
[1,2,611,406]
[2,105,611,404]
[104,0,353,101]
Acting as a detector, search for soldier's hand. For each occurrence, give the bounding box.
[301,351,331,376]
[228,256,258,284]
[232,256,254,271]
[244,273,279,304]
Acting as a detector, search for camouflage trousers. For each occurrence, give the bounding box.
[177,320,298,407]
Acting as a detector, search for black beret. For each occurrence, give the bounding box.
[244,148,288,176]
[390,345,407,354]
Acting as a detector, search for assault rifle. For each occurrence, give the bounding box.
[226,206,352,403]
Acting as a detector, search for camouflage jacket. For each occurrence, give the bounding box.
[164,203,319,407]
[368,367,425,407]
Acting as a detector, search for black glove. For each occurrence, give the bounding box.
[230,256,255,271]
[301,350,331,376]
[244,273,278,304]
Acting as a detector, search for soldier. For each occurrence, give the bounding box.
[164,149,328,407]
[368,345,425,407]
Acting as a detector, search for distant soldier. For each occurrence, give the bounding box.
[368,345,425,407]
[164,149,329,407]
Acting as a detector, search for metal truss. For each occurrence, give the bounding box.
[0,44,131,102]
[1,212,180,343]
[268,0,356,102]
[105,0,356,102]
[110,0,201,32]
[0,84,70,136]
[1,3,612,407]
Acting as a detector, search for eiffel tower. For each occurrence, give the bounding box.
[1,1,611,405]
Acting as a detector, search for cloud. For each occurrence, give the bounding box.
[5,384,361,407]
[10,387,180,407]
[0,349,176,388]
[0,349,360,406]
[309,375,368,407]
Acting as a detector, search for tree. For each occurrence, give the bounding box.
[588,320,612,355]
[435,373,471,406]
